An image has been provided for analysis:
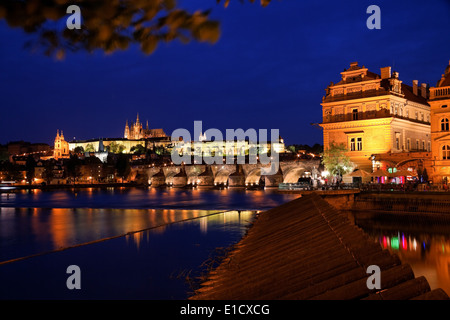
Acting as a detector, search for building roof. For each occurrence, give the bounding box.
[324,62,429,106]
[400,83,429,105]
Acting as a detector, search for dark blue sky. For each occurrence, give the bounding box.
[1,0,450,146]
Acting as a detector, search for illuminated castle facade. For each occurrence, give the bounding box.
[124,114,167,140]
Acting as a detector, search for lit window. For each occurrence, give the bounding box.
[350,137,362,151]
[357,137,363,151]
[350,138,355,151]
[443,145,450,160]
[441,118,449,131]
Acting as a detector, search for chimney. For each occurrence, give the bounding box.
[413,80,418,96]
[421,83,428,99]
[380,67,391,79]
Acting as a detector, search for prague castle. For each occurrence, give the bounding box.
[124,114,167,140]
[67,114,171,158]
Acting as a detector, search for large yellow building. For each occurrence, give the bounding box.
[430,61,450,183]
[320,62,431,180]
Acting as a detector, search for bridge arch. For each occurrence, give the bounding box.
[283,167,307,183]
[165,170,178,185]
[214,169,232,185]
[245,168,262,186]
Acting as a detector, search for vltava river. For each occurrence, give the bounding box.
[0,187,300,299]
[2,187,450,298]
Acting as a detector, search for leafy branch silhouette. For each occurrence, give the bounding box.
[0,0,273,58]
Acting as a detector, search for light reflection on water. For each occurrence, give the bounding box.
[0,187,295,299]
[0,210,256,299]
[0,207,254,263]
[0,187,300,210]
[362,228,450,296]
[0,209,254,300]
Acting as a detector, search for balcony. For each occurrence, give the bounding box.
[323,109,429,126]
[430,87,450,100]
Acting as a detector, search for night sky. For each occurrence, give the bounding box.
[1,0,450,146]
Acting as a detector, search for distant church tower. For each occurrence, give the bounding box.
[124,114,145,139]
[53,129,69,160]
[124,120,130,139]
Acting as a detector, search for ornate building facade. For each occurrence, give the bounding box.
[319,62,431,181]
[430,61,450,183]
[124,114,167,140]
[53,129,70,160]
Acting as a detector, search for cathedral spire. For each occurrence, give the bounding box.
[146,120,149,130]
[136,113,140,124]
[124,119,130,139]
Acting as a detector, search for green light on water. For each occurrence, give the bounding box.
[391,237,399,250]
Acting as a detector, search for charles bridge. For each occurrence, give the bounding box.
[130,159,321,188]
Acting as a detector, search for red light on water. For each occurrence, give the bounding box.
[402,234,407,250]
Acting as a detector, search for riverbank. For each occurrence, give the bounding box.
[191,194,449,300]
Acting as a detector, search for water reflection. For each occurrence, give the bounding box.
[365,229,450,296]
[0,210,254,299]
[0,187,300,210]
[125,210,254,250]
[0,207,255,263]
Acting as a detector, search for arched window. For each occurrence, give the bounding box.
[441,118,450,131]
[442,145,450,160]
